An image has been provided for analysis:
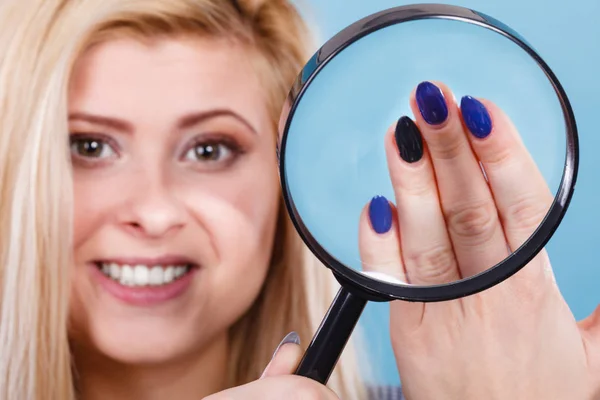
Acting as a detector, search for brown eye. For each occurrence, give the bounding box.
[70,137,116,159]
[195,144,219,160]
[184,142,233,163]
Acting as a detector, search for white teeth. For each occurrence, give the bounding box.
[100,263,191,287]
[174,266,185,278]
[149,266,163,285]
[109,263,120,279]
[163,267,174,284]
[120,265,134,286]
[133,265,149,286]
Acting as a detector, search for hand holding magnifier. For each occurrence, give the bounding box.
[277,3,581,389]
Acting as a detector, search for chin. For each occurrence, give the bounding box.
[70,289,221,367]
[84,315,214,366]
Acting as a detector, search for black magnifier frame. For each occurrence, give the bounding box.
[277,3,579,384]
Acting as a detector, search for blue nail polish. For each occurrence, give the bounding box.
[415,81,448,125]
[460,96,493,139]
[369,196,392,234]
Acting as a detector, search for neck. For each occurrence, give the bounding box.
[72,335,229,400]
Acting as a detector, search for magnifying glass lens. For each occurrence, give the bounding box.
[282,17,567,290]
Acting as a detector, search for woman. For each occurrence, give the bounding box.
[0,0,598,399]
[0,0,362,398]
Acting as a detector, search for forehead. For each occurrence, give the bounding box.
[69,36,268,128]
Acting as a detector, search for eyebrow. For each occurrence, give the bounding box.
[68,109,258,135]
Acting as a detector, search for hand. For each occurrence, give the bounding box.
[202,333,339,400]
[359,81,600,399]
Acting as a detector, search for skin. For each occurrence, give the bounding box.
[359,82,600,399]
[67,36,286,399]
[204,343,339,400]
[63,32,600,400]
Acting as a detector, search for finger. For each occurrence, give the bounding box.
[461,97,554,282]
[358,196,406,283]
[409,81,509,279]
[261,332,302,378]
[459,96,558,315]
[203,376,339,400]
[384,117,461,285]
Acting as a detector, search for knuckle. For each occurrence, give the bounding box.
[446,201,498,244]
[483,146,513,167]
[428,135,468,160]
[504,196,549,234]
[363,256,400,272]
[502,268,551,307]
[405,245,457,282]
[360,239,401,271]
[395,168,436,198]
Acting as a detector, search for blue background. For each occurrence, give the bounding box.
[292,0,600,386]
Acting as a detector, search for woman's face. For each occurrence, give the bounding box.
[68,36,279,364]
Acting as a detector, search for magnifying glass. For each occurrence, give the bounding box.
[277,3,578,384]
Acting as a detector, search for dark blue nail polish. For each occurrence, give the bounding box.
[460,96,493,139]
[415,81,448,125]
[369,196,392,234]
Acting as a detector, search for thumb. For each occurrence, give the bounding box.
[260,331,302,379]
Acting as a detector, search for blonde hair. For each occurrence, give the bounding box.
[0,0,368,399]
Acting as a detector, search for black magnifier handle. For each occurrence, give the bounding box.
[294,286,368,384]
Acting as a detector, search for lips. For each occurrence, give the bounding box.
[88,255,200,307]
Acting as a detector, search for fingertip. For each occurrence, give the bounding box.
[408,88,420,123]
[428,80,456,104]
[367,195,394,235]
[410,80,461,130]
[462,96,525,165]
[459,95,494,140]
[462,96,515,138]
[385,119,399,153]
[394,116,426,164]
[408,85,418,105]
[261,339,303,379]
[387,118,399,134]
[476,97,503,118]
[477,98,523,141]
[359,195,406,280]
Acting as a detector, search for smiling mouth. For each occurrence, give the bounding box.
[95,262,196,287]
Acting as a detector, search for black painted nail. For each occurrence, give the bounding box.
[395,116,423,163]
[415,81,448,125]
[460,96,492,139]
[369,196,392,234]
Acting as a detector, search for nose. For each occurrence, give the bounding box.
[120,174,186,240]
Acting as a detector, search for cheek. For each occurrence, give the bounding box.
[182,156,280,303]
[72,173,116,250]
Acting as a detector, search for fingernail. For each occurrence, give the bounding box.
[395,116,423,163]
[261,331,301,379]
[415,81,448,125]
[369,196,392,234]
[460,96,492,139]
[271,331,300,359]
